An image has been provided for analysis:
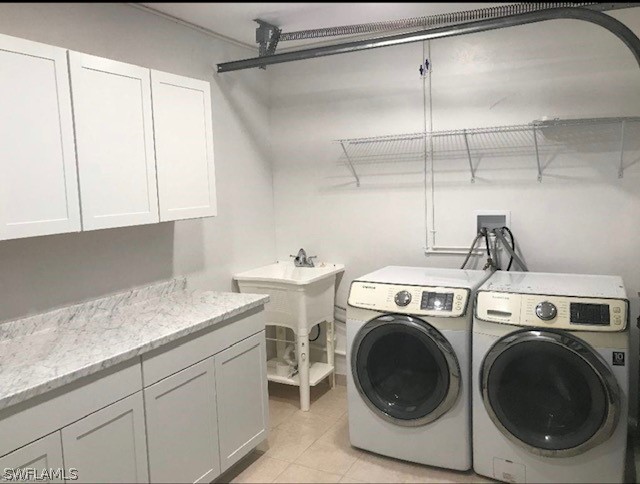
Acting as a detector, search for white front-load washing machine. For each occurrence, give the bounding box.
[472,271,629,483]
[346,266,491,471]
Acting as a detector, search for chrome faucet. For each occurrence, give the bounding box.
[290,248,317,268]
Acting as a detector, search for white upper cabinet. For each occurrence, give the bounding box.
[69,52,159,230]
[151,70,217,221]
[0,34,81,240]
[0,33,217,240]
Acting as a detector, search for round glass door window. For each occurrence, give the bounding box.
[351,315,460,427]
[481,330,620,456]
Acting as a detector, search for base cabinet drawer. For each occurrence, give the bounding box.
[215,331,268,472]
[145,357,220,484]
[61,392,148,483]
[0,433,65,483]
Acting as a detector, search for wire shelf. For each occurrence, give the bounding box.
[336,117,640,185]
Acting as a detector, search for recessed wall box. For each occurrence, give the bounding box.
[475,210,511,234]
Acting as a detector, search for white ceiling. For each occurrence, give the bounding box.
[139,3,498,49]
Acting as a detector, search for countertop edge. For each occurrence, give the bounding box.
[0,294,269,412]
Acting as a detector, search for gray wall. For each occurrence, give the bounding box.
[2,3,639,420]
[269,10,640,417]
[0,3,276,321]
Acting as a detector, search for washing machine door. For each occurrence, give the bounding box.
[480,329,621,457]
[351,314,460,427]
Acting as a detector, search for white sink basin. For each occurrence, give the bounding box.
[234,261,344,286]
[233,259,344,332]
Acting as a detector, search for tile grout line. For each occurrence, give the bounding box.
[342,456,360,479]
[231,454,290,483]
[262,388,493,484]
[263,387,351,482]
[269,459,292,484]
[282,461,346,481]
[290,420,361,480]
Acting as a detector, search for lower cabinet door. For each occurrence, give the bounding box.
[144,357,220,484]
[215,331,268,472]
[61,392,148,483]
[0,433,65,483]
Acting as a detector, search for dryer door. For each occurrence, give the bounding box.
[351,314,460,427]
[480,329,621,457]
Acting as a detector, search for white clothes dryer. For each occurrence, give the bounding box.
[472,271,629,483]
[346,266,491,471]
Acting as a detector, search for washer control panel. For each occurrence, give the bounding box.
[476,291,628,331]
[348,281,469,317]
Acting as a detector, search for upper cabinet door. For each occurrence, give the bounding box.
[0,34,81,241]
[69,52,159,230]
[151,70,217,222]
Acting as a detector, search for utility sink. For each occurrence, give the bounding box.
[233,260,344,332]
[233,260,344,286]
[234,260,344,411]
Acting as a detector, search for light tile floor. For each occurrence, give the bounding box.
[217,382,494,484]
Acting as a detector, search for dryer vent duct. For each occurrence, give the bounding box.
[217,6,640,73]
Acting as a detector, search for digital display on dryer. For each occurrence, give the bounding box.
[570,303,610,325]
[421,292,453,311]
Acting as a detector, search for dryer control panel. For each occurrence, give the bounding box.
[476,291,628,331]
[348,281,470,317]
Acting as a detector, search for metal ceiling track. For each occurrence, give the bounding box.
[253,2,599,54]
[217,4,640,73]
[277,2,612,41]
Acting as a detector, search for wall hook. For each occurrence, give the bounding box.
[419,58,430,77]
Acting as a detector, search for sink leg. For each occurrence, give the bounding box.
[327,320,335,388]
[297,332,310,411]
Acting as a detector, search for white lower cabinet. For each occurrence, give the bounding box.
[61,392,148,483]
[0,433,65,483]
[144,357,220,484]
[0,313,268,484]
[215,332,269,472]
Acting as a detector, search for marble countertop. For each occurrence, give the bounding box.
[0,279,269,412]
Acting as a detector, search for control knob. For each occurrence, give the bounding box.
[394,290,412,307]
[535,301,557,321]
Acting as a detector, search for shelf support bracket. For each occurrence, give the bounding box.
[463,130,475,183]
[619,120,626,178]
[339,141,361,187]
[532,127,542,182]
